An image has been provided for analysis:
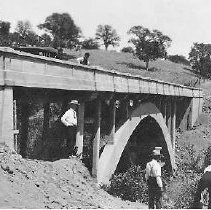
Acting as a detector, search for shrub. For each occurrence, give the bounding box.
[104,165,148,203]
[168,54,190,66]
[166,144,205,209]
[81,38,99,49]
[121,46,134,53]
[171,172,201,209]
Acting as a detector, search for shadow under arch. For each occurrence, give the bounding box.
[115,115,171,174]
[98,102,175,184]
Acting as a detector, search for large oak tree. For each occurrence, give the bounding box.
[128,26,171,70]
[95,24,120,50]
[189,43,211,78]
[38,13,81,48]
[0,21,11,46]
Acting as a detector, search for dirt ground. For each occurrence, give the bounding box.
[0,145,147,209]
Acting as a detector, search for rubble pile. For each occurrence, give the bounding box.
[0,145,146,209]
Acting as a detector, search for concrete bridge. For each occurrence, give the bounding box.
[0,47,203,184]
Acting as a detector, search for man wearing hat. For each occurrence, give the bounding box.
[145,147,164,209]
[61,100,79,156]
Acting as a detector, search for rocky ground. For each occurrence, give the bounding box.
[0,145,147,209]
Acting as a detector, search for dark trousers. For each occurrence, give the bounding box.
[193,172,211,209]
[147,177,162,209]
[66,126,77,155]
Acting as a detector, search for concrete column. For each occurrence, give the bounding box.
[0,87,14,150]
[13,100,19,152]
[92,98,101,178]
[76,101,85,159]
[188,97,204,128]
[163,100,167,122]
[171,100,176,153]
[108,99,115,144]
[167,99,172,134]
[42,101,50,142]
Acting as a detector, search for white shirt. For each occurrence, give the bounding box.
[61,108,77,127]
[77,57,90,65]
[145,159,163,188]
[204,165,211,173]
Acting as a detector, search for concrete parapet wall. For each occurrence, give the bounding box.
[0,47,203,98]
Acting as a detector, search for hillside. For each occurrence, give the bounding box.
[69,49,198,86]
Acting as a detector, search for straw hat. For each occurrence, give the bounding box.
[152,149,161,156]
[70,100,79,105]
[152,147,162,156]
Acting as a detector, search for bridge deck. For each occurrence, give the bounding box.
[0,47,202,98]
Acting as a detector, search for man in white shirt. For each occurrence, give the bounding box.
[61,100,78,156]
[77,52,90,65]
[193,165,211,208]
[145,148,164,209]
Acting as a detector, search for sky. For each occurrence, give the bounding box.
[0,0,211,57]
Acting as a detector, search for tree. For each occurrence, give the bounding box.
[15,20,38,46]
[0,21,11,46]
[25,31,39,46]
[39,33,52,47]
[189,43,211,78]
[10,32,22,47]
[81,38,99,49]
[95,24,120,50]
[128,26,171,70]
[38,13,81,48]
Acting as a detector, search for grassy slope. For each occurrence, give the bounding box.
[69,49,198,85]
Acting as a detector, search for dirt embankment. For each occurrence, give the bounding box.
[0,146,146,209]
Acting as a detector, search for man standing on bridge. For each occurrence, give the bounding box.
[77,52,90,65]
[145,147,164,209]
[61,100,78,157]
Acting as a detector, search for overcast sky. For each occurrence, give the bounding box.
[0,0,211,57]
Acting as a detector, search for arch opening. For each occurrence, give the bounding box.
[115,116,171,174]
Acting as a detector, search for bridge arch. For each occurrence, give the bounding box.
[98,102,175,184]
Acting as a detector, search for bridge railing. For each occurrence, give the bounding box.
[0,47,203,98]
